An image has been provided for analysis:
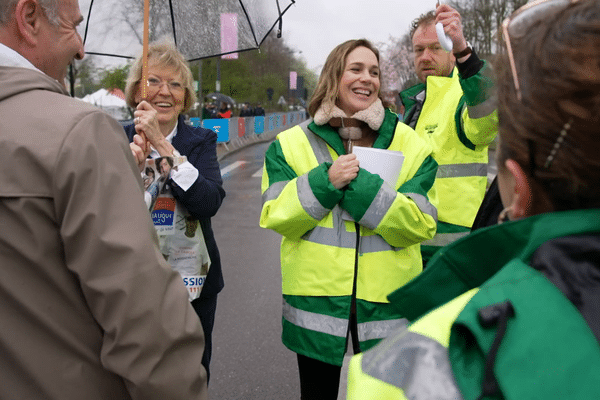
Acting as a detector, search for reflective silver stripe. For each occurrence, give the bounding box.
[297,174,330,220]
[422,231,469,247]
[296,122,403,252]
[302,223,404,253]
[467,96,497,119]
[283,298,348,337]
[262,180,289,205]
[362,329,464,400]
[405,192,438,221]
[357,318,409,342]
[358,183,397,230]
[299,121,333,164]
[436,163,487,178]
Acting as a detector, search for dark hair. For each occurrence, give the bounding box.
[410,10,436,40]
[155,157,174,175]
[495,0,600,211]
[145,167,155,176]
[308,39,386,117]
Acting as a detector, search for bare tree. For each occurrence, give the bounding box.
[450,0,529,59]
[379,33,415,92]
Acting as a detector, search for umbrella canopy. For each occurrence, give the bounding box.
[205,92,236,106]
[80,0,296,62]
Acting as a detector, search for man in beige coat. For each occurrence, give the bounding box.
[0,0,208,398]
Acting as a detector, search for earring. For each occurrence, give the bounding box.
[498,207,513,224]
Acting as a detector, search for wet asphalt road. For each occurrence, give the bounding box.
[208,141,301,399]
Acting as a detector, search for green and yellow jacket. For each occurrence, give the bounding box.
[260,109,438,366]
[401,56,498,263]
[348,209,600,399]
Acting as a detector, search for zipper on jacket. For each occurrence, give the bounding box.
[349,222,361,354]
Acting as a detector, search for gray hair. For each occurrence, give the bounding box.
[0,0,59,26]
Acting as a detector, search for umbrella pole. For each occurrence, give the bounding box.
[141,0,150,99]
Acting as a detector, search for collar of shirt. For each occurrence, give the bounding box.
[149,121,178,159]
[0,43,42,72]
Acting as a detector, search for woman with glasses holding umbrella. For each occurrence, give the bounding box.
[125,40,225,384]
[347,1,600,399]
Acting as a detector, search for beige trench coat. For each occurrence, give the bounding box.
[0,66,207,399]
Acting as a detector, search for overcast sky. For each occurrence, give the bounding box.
[281,0,436,74]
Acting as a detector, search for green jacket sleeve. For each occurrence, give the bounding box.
[260,139,343,239]
[458,60,498,148]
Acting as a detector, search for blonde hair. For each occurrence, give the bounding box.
[124,39,196,113]
[308,39,384,117]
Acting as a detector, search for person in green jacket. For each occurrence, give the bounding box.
[347,1,600,398]
[401,4,498,265]
[260,39,438,400]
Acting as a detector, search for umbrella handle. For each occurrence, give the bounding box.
[276,0,282,38]
[141,0,150,99]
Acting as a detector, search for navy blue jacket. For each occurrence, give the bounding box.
[124,115,225,298]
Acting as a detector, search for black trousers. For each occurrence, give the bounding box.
[191,295,218,384]
[297,354,342,400]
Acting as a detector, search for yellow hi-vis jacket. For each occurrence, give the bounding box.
[347,210,600,399]
[260,109,438,366]
[401,63,498,262]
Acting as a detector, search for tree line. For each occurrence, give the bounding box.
[70,31,318,115]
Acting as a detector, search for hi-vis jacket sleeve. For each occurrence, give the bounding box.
[459,60,498,148]
[260,139,343,239]
[341,154,438,248]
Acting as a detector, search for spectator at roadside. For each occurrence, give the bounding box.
[216,101,231,118]
[0,0,207,399]
[253,103,265,116]
[400,4,498,266]
[202,101,217,119]
[238,102,251,117]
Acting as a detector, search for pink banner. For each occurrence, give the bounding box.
[289,71,297,90]
[221,13,238,59]
[238,118,245,137]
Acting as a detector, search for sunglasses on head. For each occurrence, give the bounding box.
[502,0,581,101]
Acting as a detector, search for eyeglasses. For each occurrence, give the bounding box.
[145,76,184,93]
[501,0,580,101]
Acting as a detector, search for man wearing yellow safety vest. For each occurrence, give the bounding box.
[401,4,498,265]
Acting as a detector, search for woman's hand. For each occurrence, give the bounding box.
[130,133,151,172]
[133,101,176,156]
[329,154,360,189]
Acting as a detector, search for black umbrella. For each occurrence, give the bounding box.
[80,0,296,62]
[205,92,236,106]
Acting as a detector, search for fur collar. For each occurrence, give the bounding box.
[313,99,385,132]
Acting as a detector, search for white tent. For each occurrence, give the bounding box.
[80,89,130,120]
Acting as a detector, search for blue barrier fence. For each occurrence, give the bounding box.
[189,111,308,143]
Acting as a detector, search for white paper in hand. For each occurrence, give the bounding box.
[352,146,405,188]
[340,147,405,222]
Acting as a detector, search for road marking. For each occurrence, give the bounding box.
[252,168,263,178]
[221,161,248,176]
